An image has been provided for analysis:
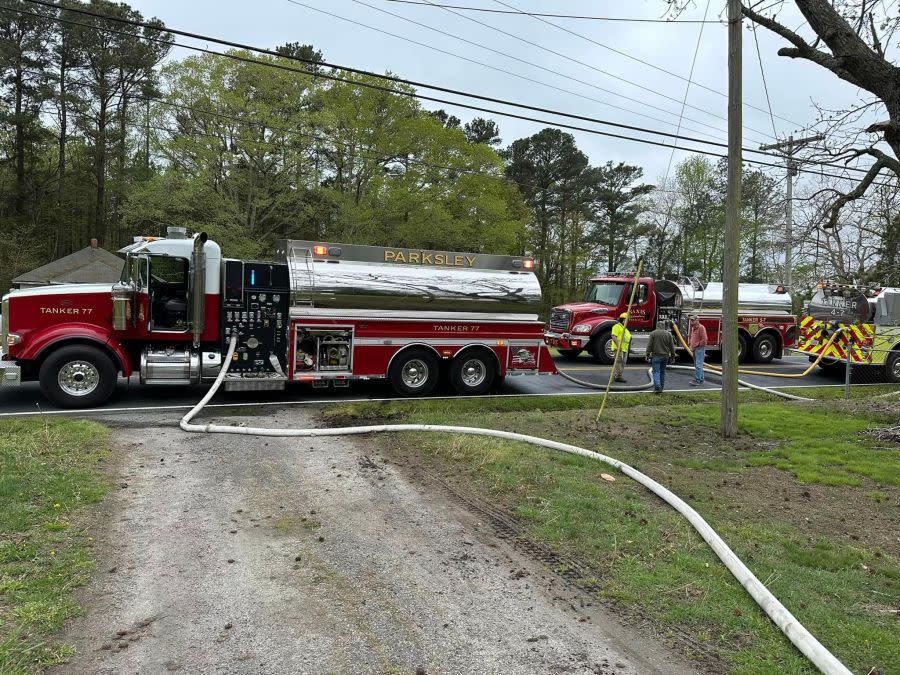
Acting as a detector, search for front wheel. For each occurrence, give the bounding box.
[590,332,616,365]
[449,349,497,395]
[389,348,439,397]
[39,344,118,408]
[886,351,900,384]
[738,333,748,363]
[751,333,777,364]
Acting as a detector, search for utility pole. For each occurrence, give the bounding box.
[721,0,742,438]
[759,133,825,290]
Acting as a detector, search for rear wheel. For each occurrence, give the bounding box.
[39,344,118,408]
[450,349,497,395]
[590,332,615,365]
[389,348,439,397]
[751,333,777,364]
[886,351,900,383]
[557,349,582,360]
[737,334,749,363]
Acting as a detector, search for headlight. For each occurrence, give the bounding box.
[1,296,8,353]
[572,323,593,333]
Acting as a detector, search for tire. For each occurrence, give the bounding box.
[557,349,582,361]
[738,333,749,363]
[388,348,439,397]
[39,344,118,408]
[751,333,778,364]
[817,358,844,374]
[886,351,900,384]
[590,331,616,365]
[449,349,497,395]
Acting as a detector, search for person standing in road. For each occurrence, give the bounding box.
[646,320,676,394]
[688,314,708,386]
[611,312,632,383]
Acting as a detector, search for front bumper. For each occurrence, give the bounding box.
[544,332,590,350]
[0,361,21,387]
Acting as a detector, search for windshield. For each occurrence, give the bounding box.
[584,282,626,306]
[119,256,130,284]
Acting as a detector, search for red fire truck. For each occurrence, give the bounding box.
[0,229,556,408]
[544,273,797,364]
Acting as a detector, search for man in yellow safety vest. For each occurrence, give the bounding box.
[611,312,632,383]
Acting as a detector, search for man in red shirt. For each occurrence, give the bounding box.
[688,314,708,386]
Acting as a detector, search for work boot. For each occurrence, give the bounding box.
[653,389,662,395]
[615,377,627,383]
[690,380,700,386]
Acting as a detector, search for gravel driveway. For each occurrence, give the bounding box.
[53,408,695,675]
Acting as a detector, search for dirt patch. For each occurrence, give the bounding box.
[51,410,695,674]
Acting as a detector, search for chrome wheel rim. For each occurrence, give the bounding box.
[757,339,773,359]
[460,359,486,387]
[605,339,617,359]
[401,359,429,388]
[58,360,100,397]
[891,358,900,380]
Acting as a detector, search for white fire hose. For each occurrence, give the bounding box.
[181,336,850,675]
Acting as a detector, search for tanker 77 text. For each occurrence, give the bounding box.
[434,325,480,332]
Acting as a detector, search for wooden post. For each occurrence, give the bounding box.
[721,0,742,438]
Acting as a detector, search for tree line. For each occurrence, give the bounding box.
[1,0,897,311]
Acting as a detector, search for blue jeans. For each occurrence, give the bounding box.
[651,356,668,391]
[693,347,706,383]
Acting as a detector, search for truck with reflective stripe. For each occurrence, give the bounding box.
[796,285,900,383]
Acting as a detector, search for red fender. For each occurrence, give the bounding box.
[19,323,133,377]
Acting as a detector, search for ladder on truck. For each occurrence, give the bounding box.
[681,276,707,312]
[287,243,316,307]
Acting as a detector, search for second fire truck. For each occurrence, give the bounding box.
[544,273,797,364]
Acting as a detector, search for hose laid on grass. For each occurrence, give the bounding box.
[181,336,851,675]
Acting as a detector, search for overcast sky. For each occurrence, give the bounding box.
[126,0,882,185]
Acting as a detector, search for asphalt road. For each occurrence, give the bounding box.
[0,353,889,418]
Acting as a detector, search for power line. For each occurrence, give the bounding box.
[311,0,731,144]
[13,1,895,184]
[379,0,724,23]
[411,0,775,143]
[16,0,758,155]
[489,0,805,128]
[663,0,712,183]
[296,0,746,144]
[751,22,778,138]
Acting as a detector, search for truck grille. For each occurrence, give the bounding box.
[1,296,8,356]
[549,309,570,332]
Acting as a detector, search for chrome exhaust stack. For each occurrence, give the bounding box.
[191,232,208,348]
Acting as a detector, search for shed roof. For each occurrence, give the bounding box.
[13,246,123,287]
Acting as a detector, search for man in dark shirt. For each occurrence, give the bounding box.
[645,320,676,394]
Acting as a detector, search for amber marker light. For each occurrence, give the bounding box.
[523,259,535,270]
[313,245,328,256]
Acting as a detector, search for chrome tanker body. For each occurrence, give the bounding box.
[676,281,793,314]
[278,240,543,315]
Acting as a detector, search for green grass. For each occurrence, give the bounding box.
[0,418,110,673]
[328,393,900,674]
[670,404,900,485]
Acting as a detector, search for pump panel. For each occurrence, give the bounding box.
[221,259,290,378]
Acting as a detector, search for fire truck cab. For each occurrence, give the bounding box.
[1,228,555,407]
